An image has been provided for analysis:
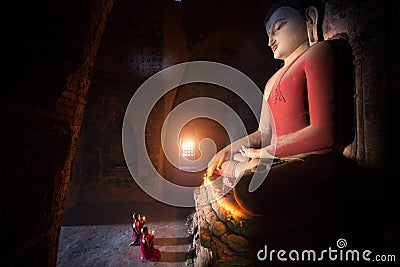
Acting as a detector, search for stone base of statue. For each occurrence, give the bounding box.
[188,154,382,266]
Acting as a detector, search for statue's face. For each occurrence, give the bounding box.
[265,7,308,60]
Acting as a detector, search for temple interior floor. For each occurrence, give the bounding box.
[57,202,195,267]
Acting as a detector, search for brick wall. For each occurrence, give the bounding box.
[1,0,114,266]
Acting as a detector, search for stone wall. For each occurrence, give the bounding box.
[323,0,387,167]
[2,0,115,266]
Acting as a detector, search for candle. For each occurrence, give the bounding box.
[203,173,210,186]
[142,216,146,221]
[152,230,155,235]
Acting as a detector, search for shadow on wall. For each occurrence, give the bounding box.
[62,202,194,226]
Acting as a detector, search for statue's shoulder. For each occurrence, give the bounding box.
[304,39,354,71]
[309,39,353,58]
[307,41,336,58]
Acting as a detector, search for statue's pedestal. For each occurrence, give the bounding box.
[187,169,345,266]
[188,175,268,266]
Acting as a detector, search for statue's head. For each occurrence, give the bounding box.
[264,0,323,59]
[264,0,311,27]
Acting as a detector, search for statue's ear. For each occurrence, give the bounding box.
[306,6,319,46]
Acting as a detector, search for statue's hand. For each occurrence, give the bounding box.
[239,145,274,159]
[207,149,230,178]
[239,146,261,159]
